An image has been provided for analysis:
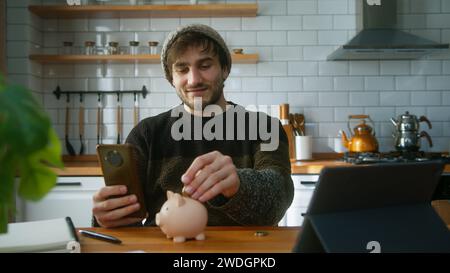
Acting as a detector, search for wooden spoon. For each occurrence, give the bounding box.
[295,113,305,136]
[289,114,300,136]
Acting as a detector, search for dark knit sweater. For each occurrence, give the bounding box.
[95,103,294,227]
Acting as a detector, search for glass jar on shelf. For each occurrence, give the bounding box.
[107,42,119,55]
[118,46,128,55]
[129,41,140,55]
[129,0,146,5]
[95,0,110,5]
[61,41,74,55]
[84,41,96,55]
[96,46,107,55]
[148,41,159,55]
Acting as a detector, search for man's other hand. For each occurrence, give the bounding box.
[181,151,240,202]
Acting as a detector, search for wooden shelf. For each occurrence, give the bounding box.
[28,4,258,19]
[30,54,160,64]
[29,53,259,64]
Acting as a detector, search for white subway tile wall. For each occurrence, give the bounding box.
[6,0,450,154]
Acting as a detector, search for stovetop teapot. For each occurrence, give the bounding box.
[341,115,379,153]
[390,111,433,152]
[390,111,432,132]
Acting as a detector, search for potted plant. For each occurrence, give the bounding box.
[0,75,63,233]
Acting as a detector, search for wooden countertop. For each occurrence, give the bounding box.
[57,162,102,176]
[53,153,450,176]
[77,226,300,253]
[78,225,450,253]
[291,159,351,175]
[55,155,102,176]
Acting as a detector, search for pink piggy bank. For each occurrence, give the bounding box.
[155,190,208,243]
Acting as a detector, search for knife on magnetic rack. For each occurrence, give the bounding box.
[79,94,85,155]
[116,93,121,144]
[65,94,76,156]
[97,93,102,145]
[133,92,139,127]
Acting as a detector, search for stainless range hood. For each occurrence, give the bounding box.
[328,0,449,61]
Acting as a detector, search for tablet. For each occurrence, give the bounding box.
[293,161,450,253]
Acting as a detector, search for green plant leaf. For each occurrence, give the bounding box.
[35,128,64,169]
[0,152,15,204]
[16,127,63,201]
[18,156,57,201]
[0,205,8,234]
[0,153,15,234]
[0,76,63,233]
[0,84,51,156]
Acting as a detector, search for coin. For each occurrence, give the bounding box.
[181,186,190,197]
[254,231,269,237]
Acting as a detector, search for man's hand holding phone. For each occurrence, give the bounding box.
[92,185,145,228]
[95,144,148,228]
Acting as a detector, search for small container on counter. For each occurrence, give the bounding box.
[97,46,107,55]
[232,48,244,54]
[84,41,96,55]
[107,42,119,55]
[129,41,140,55]
[61,41,74,55]
[148,41,159,55]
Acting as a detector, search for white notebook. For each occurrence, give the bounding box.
[0,217,80,253]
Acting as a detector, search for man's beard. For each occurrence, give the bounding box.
[176,75,225,111]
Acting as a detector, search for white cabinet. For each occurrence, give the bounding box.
[279,174,319,226]
[15,177,104,228]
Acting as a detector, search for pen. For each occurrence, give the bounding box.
[78,229,122,244]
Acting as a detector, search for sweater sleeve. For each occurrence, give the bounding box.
[207,120,294,226]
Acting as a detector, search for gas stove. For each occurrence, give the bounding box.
[342,151,450,165]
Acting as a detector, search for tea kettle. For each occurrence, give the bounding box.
[341,115,379,153]
[390,111,432,132]
[390,111,433,152]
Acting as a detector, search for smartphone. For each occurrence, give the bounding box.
[96,144,147,219]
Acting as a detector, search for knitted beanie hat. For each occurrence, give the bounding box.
[160,24,232,84]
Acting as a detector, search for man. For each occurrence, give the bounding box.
[92,24,294,228]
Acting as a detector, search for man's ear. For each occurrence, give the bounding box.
[222,68,230,80]
[169,74,175,87]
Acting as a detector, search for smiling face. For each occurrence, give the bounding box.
[165,31,230,113]
[171,45,228,112]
